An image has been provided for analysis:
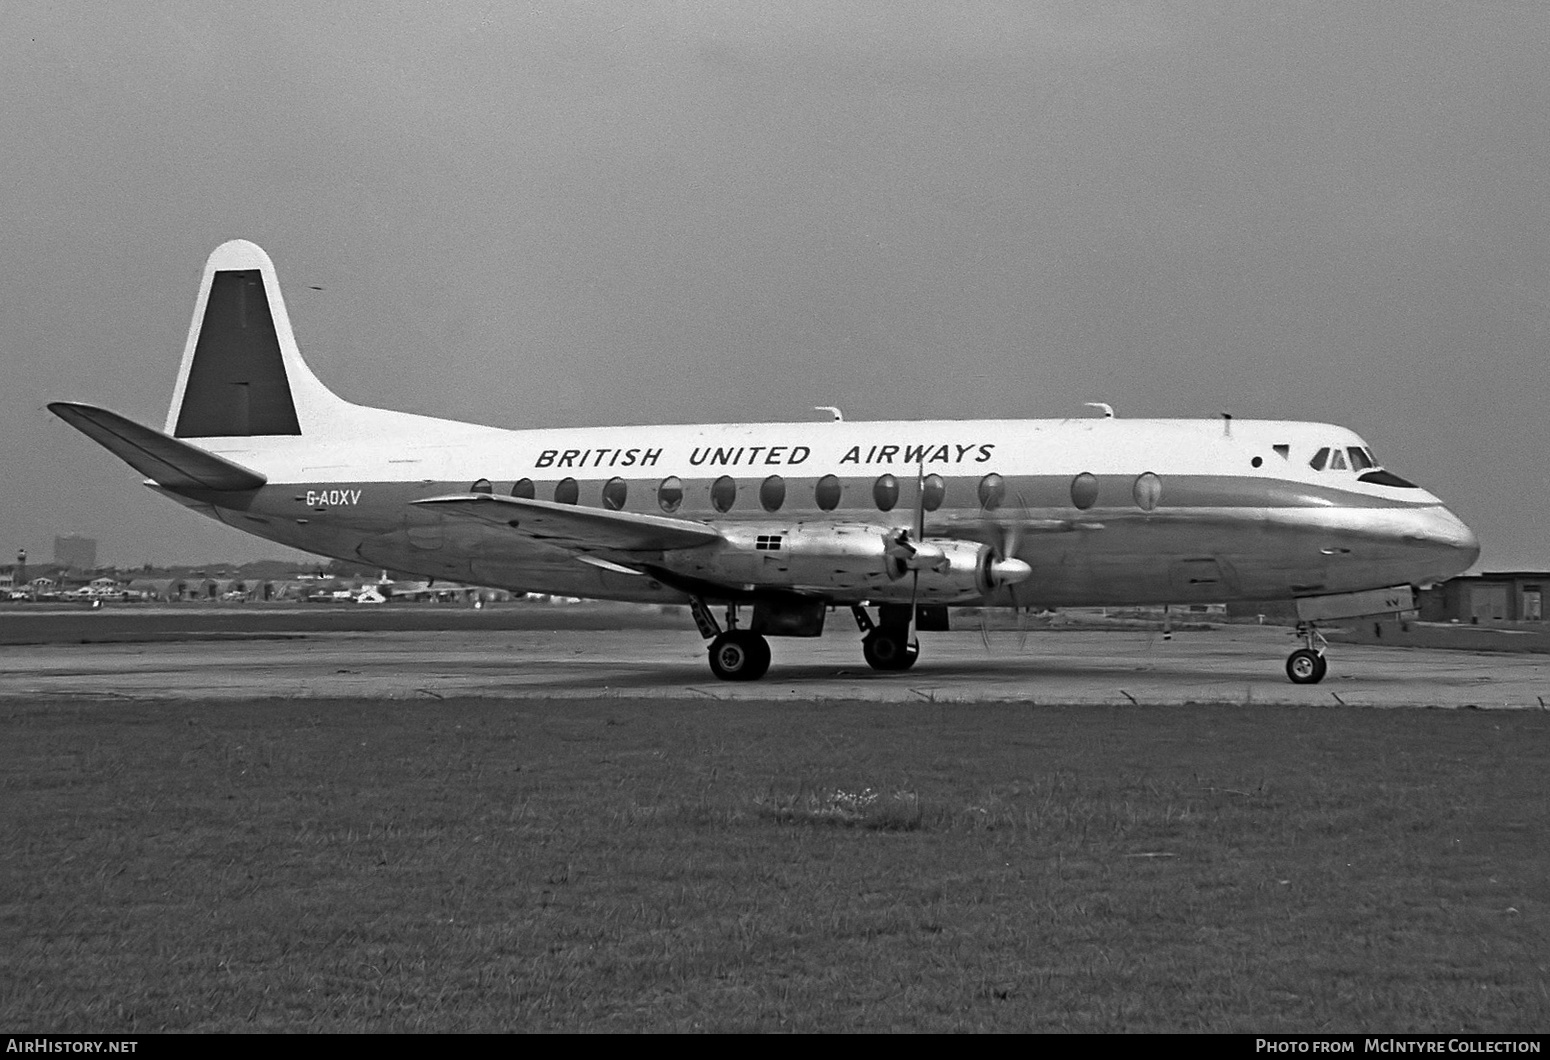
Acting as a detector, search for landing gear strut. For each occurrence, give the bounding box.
[1285,623,1329,684]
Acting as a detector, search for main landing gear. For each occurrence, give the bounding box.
[691,598,925,681]
[708,630,771,681]
[852,606,919,672]
[1285,623,1329,684]
[692,599,771,682]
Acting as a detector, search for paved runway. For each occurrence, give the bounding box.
[1,625,1545,707]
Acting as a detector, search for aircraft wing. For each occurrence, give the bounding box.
[413,493,723,553]
[48,402,268,492]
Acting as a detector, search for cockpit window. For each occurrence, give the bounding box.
[1358,469,1418,488]
[1310,443,1413,485]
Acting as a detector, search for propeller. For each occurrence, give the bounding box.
[979,493,1034,653]
[907,463,927,648]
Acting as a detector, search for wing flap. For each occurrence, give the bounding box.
[413,493,722,552]
[49,402,268,492]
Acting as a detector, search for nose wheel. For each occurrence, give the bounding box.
[1285,647,1328,684]
[1285,623,1329,684]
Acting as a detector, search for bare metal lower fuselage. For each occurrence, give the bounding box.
[160,470,1478,611]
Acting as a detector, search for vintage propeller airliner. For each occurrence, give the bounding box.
[52,241,1479,683]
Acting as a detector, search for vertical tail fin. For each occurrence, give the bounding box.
[165,240,347,438]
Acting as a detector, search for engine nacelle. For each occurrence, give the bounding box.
[660,523,1031,603]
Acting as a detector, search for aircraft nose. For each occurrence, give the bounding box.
[1411,507,1480,575]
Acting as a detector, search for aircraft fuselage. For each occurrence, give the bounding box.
[169,415,1478,611]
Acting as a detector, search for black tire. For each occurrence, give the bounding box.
[708,632,771,682]
[1286,648,1327,685]
[862,629,920,672]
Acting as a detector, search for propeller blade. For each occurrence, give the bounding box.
[914,461,926,543]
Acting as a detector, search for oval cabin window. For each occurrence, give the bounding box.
[922,474,946,512]
[511,478,535,499]
[658,476,684,514]
[711,476,737,513]
[1132,472,1162,512]
[978,473,1005,510]
[873,474,899,512]
[1070,473,1099,510]
[554,478,579,505]
[814,474,842,511]
[760,475,786,512]
[602,477,628,511]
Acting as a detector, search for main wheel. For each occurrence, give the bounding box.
[862,629,919,672]
[708,631,771,681]
[1285,648,1328,685]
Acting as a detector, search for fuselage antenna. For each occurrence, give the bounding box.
[814,406,843,422]
[1085,402,1115,419]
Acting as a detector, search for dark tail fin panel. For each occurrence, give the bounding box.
[173,269,301,437]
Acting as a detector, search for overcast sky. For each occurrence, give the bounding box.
[4,1,1548,570]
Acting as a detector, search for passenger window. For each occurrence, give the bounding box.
[814,474,842,512]
[922,474,945,512]
[760,475,786,512]
[873,474,899,512]
[511,478,535,499]
[1309,448,1330,471]
[711,476,737,513]
[1328,449,1347,470]
[1070,472,1099,510]
[1133,472,1162,511]
[470,478,492,494]
[978,473,1005,511]
[554,477,579,505]
[1348,447,1374,471]
[658,476,683,514]
[602,477,627,511]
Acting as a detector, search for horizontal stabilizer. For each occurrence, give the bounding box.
[49,402,268,492]
[414,493,722,553]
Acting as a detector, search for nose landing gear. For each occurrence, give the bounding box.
[1286,623,1329,684]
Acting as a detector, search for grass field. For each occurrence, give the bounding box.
[2,697,1545,1032]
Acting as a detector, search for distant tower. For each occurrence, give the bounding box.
[53,535,97,573]
[15,548,24,586]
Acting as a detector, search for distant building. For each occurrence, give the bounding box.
[1420,573,1546,624]
[53,535,97,572]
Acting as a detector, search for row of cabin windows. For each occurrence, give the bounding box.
[482,472,1165,514]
